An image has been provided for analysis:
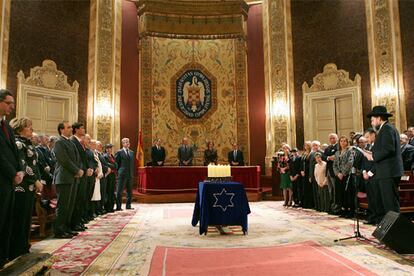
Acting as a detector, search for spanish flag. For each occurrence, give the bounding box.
[136,130,144,167]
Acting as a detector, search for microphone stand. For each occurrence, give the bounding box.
[334,147,378,244]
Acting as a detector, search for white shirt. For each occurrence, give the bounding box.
[314,161,328,187]
[73,135,82,143]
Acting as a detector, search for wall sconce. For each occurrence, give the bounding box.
[272,98,289,121]
[95,99,112,121]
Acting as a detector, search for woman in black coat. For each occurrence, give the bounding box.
[9,117,42,260]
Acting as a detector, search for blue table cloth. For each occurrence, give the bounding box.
[191,181,251,235]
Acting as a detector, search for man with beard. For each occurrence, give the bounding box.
[364,106,403,220]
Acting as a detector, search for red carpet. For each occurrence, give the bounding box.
[149,241,376,276]
[50,210,137,275]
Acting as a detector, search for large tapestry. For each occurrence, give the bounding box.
[140,37,249,165]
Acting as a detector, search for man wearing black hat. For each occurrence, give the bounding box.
[365,105,403,220]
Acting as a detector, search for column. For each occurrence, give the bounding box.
[366,0,406,130]
[87,0,122,146]
[262,0,296,174]
[0,0,10,88]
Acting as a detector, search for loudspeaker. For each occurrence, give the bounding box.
[372,211,414,254]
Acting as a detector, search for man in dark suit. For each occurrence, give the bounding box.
[0,89,23,268]
[115,137,134,210]
[400,134,414,171]
[407,126,414,146]
[53,121,84,238]
[178,137,193,166]
[289,148,302,207]
[323,133,338,210]
[103,144,117,212]
[151,138,166,166]
[36,135,54,186]
[365,106,403,220]
[228,142,244,166]
[70,122,93,231]
[97,141,110,214]
[362,128,382,225]
[84,134,97,220]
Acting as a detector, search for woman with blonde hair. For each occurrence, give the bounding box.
[9,117,43,259]
[333,136,353,216]
[278,144,293,207]
[301,141,313,208]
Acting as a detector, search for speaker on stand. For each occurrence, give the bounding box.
[372,211,414,254]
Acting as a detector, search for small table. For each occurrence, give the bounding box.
[191,181,251,235]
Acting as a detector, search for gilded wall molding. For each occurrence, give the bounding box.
[302,63,361,93]
[0,0,10,88]
[87,0,122,147]
[133,0,248,39]
[262,0,295,174]
[365,0,406,130]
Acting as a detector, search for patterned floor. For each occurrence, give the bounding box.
[30,201,414,275]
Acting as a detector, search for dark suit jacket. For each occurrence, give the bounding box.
[324,143,338,177]
[98,152,109,175]
[178,145,193,166]
[151,146,166,166]
[35,146,53,184]
[53,136,81,185]
[401,144,414,171]
[103,153,117,171]
[409,138,414,147]
[86,148,98,176]
[228,150,244,166]
[0,120,22,186]
[289,155,301,177]
[70,136,88,171]
[115,148,134,178]
[362,149,376,179]
[372,122,404,179]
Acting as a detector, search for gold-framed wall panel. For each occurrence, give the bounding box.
[0,0,10,88]
[139,37,249,165]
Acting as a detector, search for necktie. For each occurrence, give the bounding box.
[234,150,237,159]
[1,120,10,141]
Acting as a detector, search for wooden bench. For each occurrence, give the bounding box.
[32,185,57,238]
[359,171,414,213]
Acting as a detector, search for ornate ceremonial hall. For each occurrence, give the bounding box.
[1,0,414,275]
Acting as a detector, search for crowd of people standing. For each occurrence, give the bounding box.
[0,89,135,268]
[276,105,407,226]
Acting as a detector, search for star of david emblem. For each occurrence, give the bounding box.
[213,188,235,212]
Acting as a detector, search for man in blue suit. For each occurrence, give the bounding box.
[0,89,23,268]
[177,137,193,166]
[115,137,135,210]
[228,142,244,166]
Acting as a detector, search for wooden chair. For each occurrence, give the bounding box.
[32,185,57,238]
